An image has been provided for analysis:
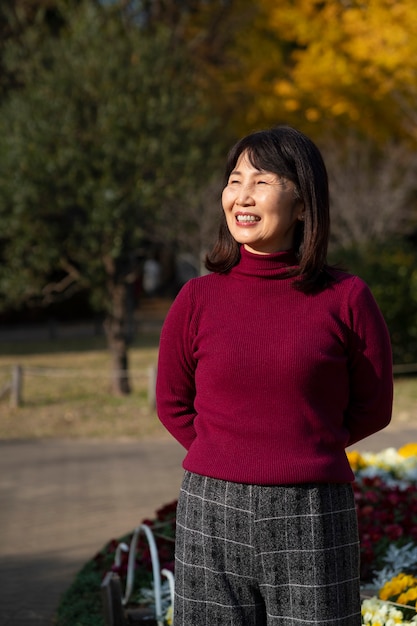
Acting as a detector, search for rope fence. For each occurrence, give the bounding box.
[0,364,157,409]
[1,362,416,410]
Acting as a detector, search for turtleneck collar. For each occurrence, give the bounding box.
[231,245,299,278]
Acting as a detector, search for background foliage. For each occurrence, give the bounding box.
[0,0,416,378]
[332,242,417,365]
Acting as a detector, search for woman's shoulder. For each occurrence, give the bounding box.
[326,265,367,290]
[325,266,378,313]
[173,271,225,303]
[183,270,225,290]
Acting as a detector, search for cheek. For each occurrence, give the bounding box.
[221,187,234,210]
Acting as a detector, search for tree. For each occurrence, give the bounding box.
[254,0,417,143]
[0,0,224,393]
[334,241,417,365]
[0,0,86,96]
[321,132,417,250]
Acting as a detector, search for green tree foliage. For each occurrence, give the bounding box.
[0,0,86,96]
[0,0,224,392]
[332,242,417,366]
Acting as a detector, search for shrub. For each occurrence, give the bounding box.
[331,240,417,364]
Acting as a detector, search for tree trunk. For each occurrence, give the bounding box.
[104,282,132,395]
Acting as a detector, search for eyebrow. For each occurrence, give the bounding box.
[229,169,272,177]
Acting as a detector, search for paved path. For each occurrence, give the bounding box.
[1,420,417,625]
[0,438,184,626]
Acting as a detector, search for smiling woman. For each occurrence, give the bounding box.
[156,125,393,626]
[206,125,330,290]
[221,152,304,254]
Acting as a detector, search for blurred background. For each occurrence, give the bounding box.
[0,2,416,624]
[0,0,416,398]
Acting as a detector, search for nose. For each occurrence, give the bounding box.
[236,184,255,207]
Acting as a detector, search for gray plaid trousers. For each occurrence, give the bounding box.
[174,471,361,625]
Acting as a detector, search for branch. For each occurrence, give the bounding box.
[41,259,82,304]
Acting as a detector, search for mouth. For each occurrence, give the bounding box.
[235,213,261,224]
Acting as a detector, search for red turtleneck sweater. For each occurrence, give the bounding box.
[156,247,393,484]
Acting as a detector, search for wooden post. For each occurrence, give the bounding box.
[101,572,126,626]
[10,365,22,408]
[148,366,156,410]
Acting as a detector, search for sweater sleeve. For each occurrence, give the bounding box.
[156,282,198,450]
[344,277,393,446]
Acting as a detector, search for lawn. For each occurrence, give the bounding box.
[0,331,416,440]
[0,331,167,440]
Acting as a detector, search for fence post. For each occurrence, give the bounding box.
[100,572,126,626]
[148,366,156,410]
[10,365,23,408]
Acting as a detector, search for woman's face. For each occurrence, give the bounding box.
[221,151,304,255]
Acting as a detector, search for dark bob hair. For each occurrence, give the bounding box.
[205,125,331,293]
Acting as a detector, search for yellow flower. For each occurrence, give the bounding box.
[347,450,365,471]
[398,443,417,458]
[380,572,417,607]
[380,573,417,602]
[400,586,417,605]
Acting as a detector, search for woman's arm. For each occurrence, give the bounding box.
[156,282,198,450]
[344,278,393,446]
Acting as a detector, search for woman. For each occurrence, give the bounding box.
[156,126,393,625]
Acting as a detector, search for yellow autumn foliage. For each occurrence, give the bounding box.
[252,0,417,141]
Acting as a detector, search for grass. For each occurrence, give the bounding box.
[0,332,416,440]
[0,332,169,440]
[392,376,417,425]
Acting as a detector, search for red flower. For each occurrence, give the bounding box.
[353,476,417,581]
[385,524,404,540]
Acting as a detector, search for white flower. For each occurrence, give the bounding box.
[361,596,415,625]
[355,448,417,485]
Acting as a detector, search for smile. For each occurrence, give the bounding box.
[236,214,260,223]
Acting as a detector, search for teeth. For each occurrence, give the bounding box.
[236,215,260,222]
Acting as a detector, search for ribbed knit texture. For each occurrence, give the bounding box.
[156,246,393,485]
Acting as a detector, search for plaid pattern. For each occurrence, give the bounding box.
[174,471,361,625]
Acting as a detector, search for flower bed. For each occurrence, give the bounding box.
[55,501,177,626]
[349,444,417,624]
[55,445,417,626]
